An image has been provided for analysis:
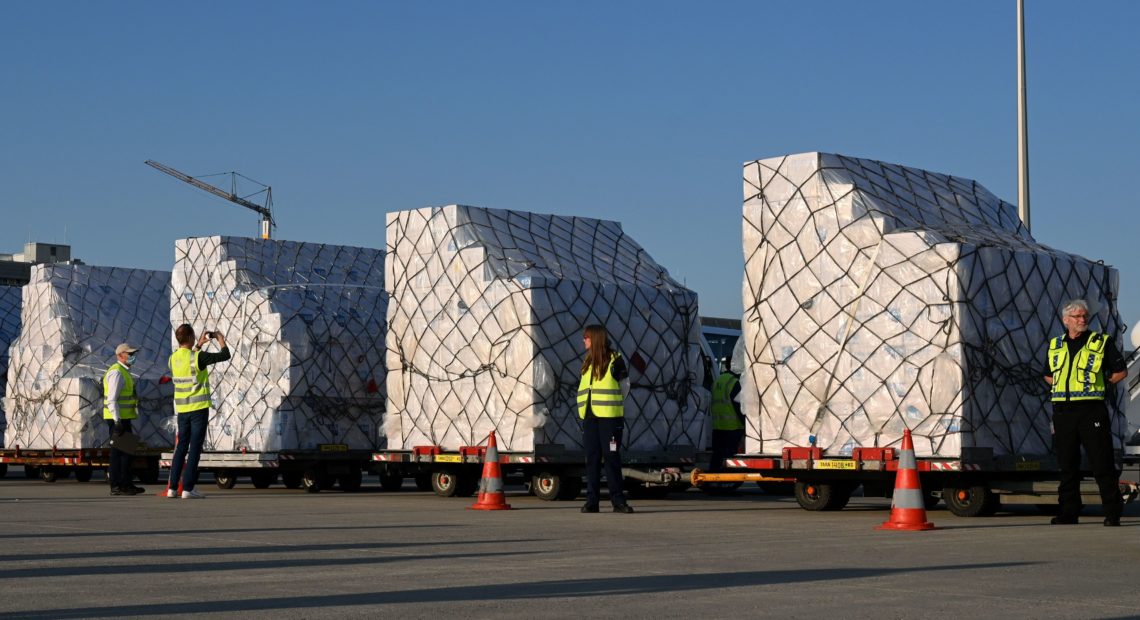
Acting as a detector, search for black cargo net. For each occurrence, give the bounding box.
[0,285,21,440]
[172,236,387,452]
[741,153,1125,457]
[5,265,174,449]
[385,205,708,452]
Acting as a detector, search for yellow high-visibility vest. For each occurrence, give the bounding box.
[1048,331,1107,402]
[102,363,138,420]
[710,372,744,431]
[169,348,211,413]
[577,353,624,419]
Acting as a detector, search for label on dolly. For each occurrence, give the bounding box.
[814,459,856,470]
[1015,461,1041,471]
[319,444,348,452]
[435,455,462,463]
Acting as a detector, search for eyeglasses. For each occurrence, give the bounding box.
[1066,314,1089,320]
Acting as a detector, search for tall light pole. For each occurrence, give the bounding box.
[1017,0,1031,232]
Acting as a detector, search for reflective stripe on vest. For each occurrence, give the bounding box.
[577,353,624,419]
[1048,331,1107,402]
[102,363,138,420]
[710,372,744,431]
[170,348,211,413]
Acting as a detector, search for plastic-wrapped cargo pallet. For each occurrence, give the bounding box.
[741,152,1126,458]
[0,285,22,442]
[385,204,708,452]
[1126,329,1140,445]
[171,236,387,452]
[4,265,174,449]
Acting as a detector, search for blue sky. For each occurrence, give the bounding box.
[2,1,1138,344]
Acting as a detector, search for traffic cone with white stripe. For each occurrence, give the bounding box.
[469,431,512,511]
[877,429,935,531]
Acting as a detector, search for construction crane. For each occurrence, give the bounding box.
[145,159,276,239]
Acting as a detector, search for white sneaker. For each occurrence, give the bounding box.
[181,489,205,499]
[166,489,177,498]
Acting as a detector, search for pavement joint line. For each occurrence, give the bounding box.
[16,523,461,556]
[824,580,1139,612]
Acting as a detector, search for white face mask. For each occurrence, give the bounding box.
[126,354,137,366]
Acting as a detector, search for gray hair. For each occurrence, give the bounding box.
[1061,299,1089,317]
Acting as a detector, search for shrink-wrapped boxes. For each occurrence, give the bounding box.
[171,237,386,451]
[385,205,707,452]
[4,265,173,449]
[0,286,22,442]
[741,152,1125,457]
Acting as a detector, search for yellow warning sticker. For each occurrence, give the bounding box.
[435,454,462,463]
[1015,461,1041,471]
[814,459,856,470]
[319,444,348,452]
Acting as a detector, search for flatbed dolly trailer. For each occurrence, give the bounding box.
[0,446,164,484]
[370,443,699,500]
[160,446,374,493]
[695,446,1140,517]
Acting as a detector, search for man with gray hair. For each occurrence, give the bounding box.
[1044,299,1127,526]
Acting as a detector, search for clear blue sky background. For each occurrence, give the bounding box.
[2,1,1137,344]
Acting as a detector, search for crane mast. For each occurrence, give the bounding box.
[145,159,275,239]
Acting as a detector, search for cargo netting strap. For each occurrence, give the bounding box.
[172,236,388,451]
[5,265,174,450]
[741,153,1126,457]
[386,205,708,452]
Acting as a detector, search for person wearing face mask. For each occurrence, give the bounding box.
[1043,299,1128,526]
[104,343,145,496]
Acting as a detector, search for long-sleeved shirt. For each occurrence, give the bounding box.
[105,361,130,422]
[195,346,232,370]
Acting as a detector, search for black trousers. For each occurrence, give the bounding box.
[1052,401,1122,517]
[582,414,627,507]
[105,419,133,489]
[709,429,745,473]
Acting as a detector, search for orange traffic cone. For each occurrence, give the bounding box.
[877,429,935,531]
[469,431,512,511]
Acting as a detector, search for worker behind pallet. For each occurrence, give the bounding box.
[577,324,634,514]
[1044,299,1127,526]
[166,324,231,499]
[104,342,146,496]
[708,361,745,475]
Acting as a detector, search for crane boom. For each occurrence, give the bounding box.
[145,159,275,239]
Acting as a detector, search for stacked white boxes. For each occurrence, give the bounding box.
[741,152,1126,457]
[4,265,173,449]
[171,237,387,452]
[0,286,22,441]
[1126,329,1140,444]
[385,205,707,452]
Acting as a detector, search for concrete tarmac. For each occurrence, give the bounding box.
[1,471,1138,619]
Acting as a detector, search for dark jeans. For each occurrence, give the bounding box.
[709,428,745,473]
[168,409,208,492]
[106,419,133,489]
[1053,401,1122,518]
[582,414,627,508]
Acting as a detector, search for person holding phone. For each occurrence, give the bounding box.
[166,324,231,499]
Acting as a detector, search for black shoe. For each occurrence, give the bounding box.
[580,504,599,513]
[126,486,146,495]
[613,504,635,514]
[1104,517,1121,527]
[110,487,126,496]
[1050,515,1078,525]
